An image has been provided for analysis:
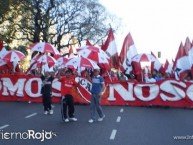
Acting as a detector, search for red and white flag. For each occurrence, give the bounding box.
[86,39,93,46]
[188,46,193,77]
[173,42,191,80]
[25,61,38,75]
[184,37,192,55]
[164,59,169,71]
[151,51,164,73]
[101,28,119,69]
[68,46,75,58]
[164,59,173,74]
[119,33,138,74]
[25,53,42,75]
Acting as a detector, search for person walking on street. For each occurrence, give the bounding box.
[88,69,105,123]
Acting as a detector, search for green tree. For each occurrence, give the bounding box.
[0,0,121,52]
[0,0,24,44]
[14,45,28,56]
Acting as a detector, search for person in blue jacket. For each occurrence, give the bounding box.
[88,69,105,123]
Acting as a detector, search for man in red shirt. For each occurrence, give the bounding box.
[58,68,79,122]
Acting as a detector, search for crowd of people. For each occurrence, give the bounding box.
[1,62,193,83]
[1,59,193,124]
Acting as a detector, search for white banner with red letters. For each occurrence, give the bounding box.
[0,74,193,108]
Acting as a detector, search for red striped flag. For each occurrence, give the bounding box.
[173,42,191,80]
[101,28,119,69]
[119,33,138,73]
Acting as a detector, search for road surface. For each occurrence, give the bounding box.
[0,102,193,145]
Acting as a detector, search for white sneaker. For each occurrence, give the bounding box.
[88,119,94,123]
[98,115,105,121]
[44,111,49,115]
[49,109,54,115]
[64,118,69,122]
[69,117,78,121]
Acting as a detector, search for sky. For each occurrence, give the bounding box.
[100,0,193,63]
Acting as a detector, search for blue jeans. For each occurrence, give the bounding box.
[90,94,104,120]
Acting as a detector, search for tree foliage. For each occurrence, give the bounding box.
[0,0,23,43]
[14,45,28,56]
[0,0,121,52]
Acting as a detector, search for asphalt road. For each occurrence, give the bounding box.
[0,102,193,145]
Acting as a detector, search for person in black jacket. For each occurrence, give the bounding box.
[41,70,55,115]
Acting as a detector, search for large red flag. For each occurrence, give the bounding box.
[101,28,119,69]
[119,33,138,73]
